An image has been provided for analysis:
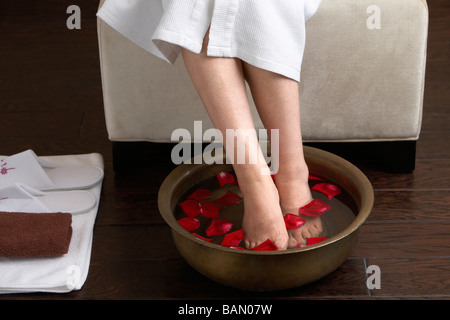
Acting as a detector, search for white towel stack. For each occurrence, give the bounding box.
[0,151,104,294]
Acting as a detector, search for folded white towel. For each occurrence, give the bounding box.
[0,152,104,294]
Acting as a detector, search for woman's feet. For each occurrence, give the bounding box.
[238,160,322,250]
[274,163,323,248]
[238,167,289,250]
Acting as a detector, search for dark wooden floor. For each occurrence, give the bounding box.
[1,0,449,301]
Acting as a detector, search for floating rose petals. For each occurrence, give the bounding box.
[220,229,244,247]
[284,213,306,230]
[250,239,278,251]
[298,199,331,217]
[178,199,201,218]
[308,175,325,181]
[311,183,342,200]
[187,189,211,202]
[179,199,220,218]
[178,217,200,232]
[306,237,327,246]
[200,202,220,219]
[193,233,214,242]
[216,172,236,187]
[206,219,233,237]
[213,191,242,206]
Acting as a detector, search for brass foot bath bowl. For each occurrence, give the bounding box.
[158,146,374,291]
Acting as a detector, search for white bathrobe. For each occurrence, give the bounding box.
[97,0,323,81]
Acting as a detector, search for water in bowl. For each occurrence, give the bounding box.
[174,172,358,249]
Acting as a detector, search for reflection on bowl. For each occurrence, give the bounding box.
[158,146,374,291]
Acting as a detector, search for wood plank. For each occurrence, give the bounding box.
[425,60,450,83]
[286,258,369,298]
[417,132,450,160]
[38,258,368,299]
[367,257,450,297]
[0,111,83,138]
[90,226,180,263]
[369,190,450,222]
[361,160,450,190]
[423,81,450,108]
[0,137,111,160]
[428,17,450,42]
[426,39,450,62]
[95,189,164,226]
[352,223,450,258]
[421,109,450,132]
[89,226,369,297]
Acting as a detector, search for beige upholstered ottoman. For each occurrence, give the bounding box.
[97,0,428,172]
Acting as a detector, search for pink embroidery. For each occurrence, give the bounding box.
[0,160,15,175]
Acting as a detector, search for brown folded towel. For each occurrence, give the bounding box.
[0,212,72,258]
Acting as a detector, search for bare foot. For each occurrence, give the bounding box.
[240,174,289,250]
[275,165,323,248]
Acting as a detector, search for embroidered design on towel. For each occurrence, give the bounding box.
[0,160,15,175]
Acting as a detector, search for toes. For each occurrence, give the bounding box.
[302,228,312,240]
[316,224,324,234]
[275,238,288,250]
[288,229,306,247]
[315,226,323,236]
[311,219,323,234]
[288,234,298,249]
[245,238,288,250]
[311,223,323,236]
[243,239,254,250]
[297,233,307,246]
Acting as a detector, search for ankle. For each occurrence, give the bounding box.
[274,162,312,212]
[275,161,309,184]
[235,165,276,196]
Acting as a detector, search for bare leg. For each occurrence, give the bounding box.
[181,33,289,250]
[242,62,322,248]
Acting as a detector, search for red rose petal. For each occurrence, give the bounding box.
[187,189,211,202]
[284,213,306,230]
[200,201,221,219]
[308,175,325,181]
[206,219,233,237]
[220,229,244,247]
[193,233,214,242]
[178,217,200,232]
[250,239,278,251]
[213,191,242,206]
[298,199,331,217]
[178,199,201,217]
[311,183,342,200]
[217,172,236,187]
[306,237,327,246]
